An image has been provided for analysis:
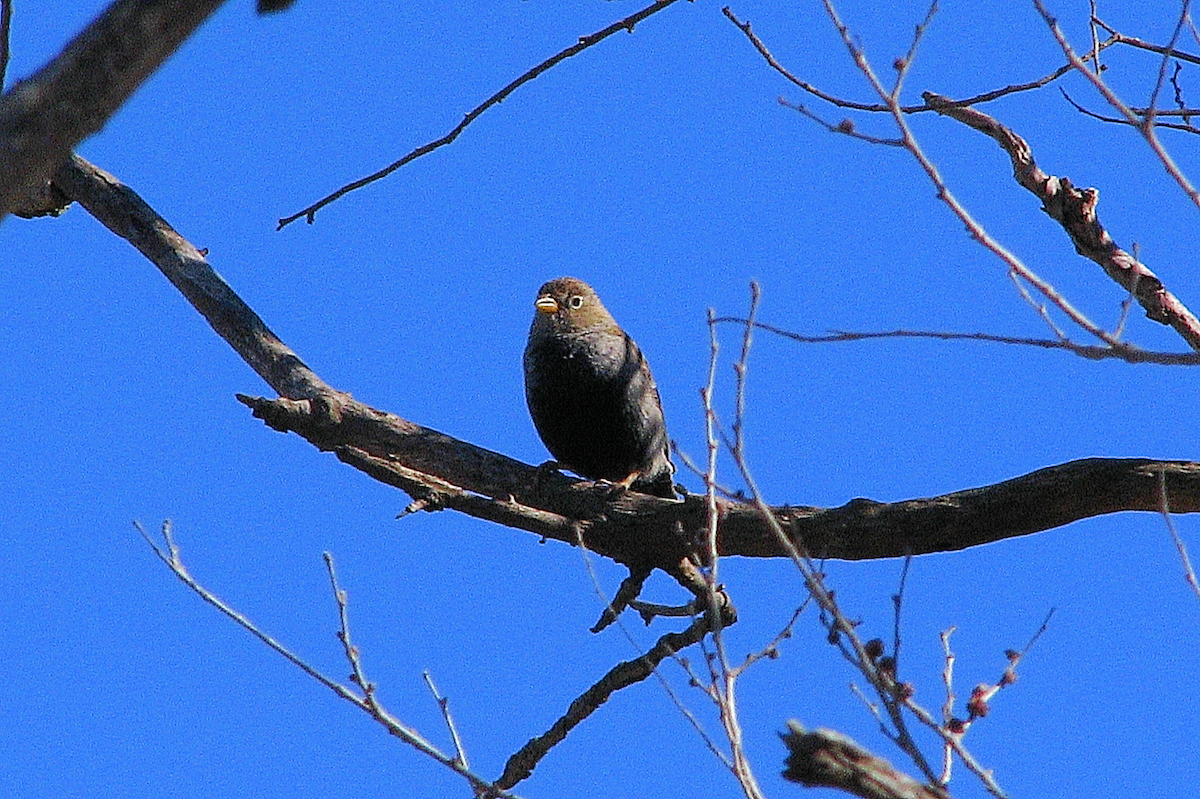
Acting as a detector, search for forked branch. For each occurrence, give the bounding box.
[923,92,1200,351]
[50,156,1200,572]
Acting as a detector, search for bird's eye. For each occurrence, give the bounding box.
[568,295,584,310]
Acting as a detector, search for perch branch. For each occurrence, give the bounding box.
[54,156,1200,569]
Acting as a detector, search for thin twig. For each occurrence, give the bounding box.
[322,553,516,797]
[699,302,766,799]
[798,0,1123,351]
[278,0,684,228]
[1007,268,1069,342]
[1143,0,1192,128]
[1092,15,1200,65]
[1061,89,1200,135]
[735,603,808,674]
[135,522,513,797]
[891,556,912,675]
[777,97,905,144]
[1035,0,1200,210]
[1157,468,1200,603]
[930,608,1055,753]
[890,0,939,102]
[714,283,942,790]
[720,284,768,799]
[423,671,470,771]
[938,627,957,786]
[810,7,1022,791]
[723,4,1110,114]
[710,318,1200,365]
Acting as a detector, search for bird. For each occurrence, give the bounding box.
[524,277,678,499]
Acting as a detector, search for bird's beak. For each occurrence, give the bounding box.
[535,296,559,314]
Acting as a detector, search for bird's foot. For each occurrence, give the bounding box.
[590,478,630,500]
[530,460,564,494]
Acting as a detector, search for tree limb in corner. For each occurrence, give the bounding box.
[0,0,228,219]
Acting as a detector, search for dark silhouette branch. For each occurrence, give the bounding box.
[1061,88,1200,135]
[51,155,1200,575]
[1091,15,1200,66]
[493,613,713,793]
[0,0,227,218]
[780,723,952,799]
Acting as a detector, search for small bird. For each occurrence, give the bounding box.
[524,277,678,499]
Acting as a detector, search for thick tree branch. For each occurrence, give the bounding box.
[780,723,952,799]
[0,0,227,218]
[53,156,1200,574]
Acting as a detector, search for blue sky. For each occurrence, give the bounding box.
[3,1,1198,797]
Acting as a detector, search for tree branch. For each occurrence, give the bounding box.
[493,614,712,793]
[278,0,686,228]
[0,0,227,218]
[52,155,1200,575]
[923,92,1200,351]
[780,722,952,799]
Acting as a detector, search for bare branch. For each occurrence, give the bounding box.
[778,97,905,145]
[135,522,514,797]
[1092,15,1200,66]
[1034,0,1200,210]
[423,671,470,772]
[1142,1,1193,127]
[493,615,712,793]
[0,0,226,218]
[806,0,1123,349]
[940,609,1055,738]
[56,156,1200,574]
[1061,88,1200,135]
[724,5,1112,114]
[278,0,685,228]
[714,281,942,786]
[1157,467,1200,603]
[780,723,952,799]
[712,319,1200,364]
[923,91,1200,350]
[937,628,957,785]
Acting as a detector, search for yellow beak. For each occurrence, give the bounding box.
[535,296,559,314]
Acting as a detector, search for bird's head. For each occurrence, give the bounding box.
[531,277,619,336]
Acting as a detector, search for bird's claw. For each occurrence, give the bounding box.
[591,479,630,499]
